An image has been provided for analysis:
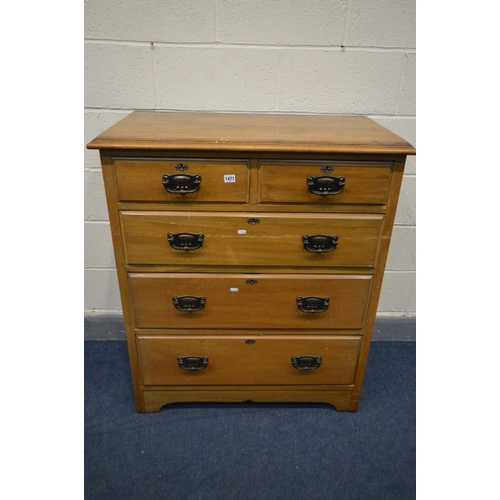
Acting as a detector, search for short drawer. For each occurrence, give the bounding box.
[258,160,392,205]
[114,158,249,203]
[129,273,373,329]
[136,335,361,386]
[121,211,384,268]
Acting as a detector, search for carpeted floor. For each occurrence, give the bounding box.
[85,341,415,500]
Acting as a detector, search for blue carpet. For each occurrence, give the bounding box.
[85,341,415,500]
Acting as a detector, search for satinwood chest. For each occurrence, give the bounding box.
[87,111,415,412]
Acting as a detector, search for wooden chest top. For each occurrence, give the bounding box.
[86,111,416,155]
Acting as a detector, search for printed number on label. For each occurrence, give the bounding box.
[224,175,236,183]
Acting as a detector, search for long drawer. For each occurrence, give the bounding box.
[121,211,384,267]
[114,159,250,203]
[136,335,362,386]
[129,273,373,329]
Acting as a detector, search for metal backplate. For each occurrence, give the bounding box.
[291,355,322,370]
[307,175,345,196]
[162,173,201,194]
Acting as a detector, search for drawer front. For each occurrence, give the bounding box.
[114,159,249,202]
[121,212,383,268]
[137,335,361,386]
[129,273,372,329]
[259,160,392,205]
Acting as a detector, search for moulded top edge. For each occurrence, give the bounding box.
[86,111,416,155]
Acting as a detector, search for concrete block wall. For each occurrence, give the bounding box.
[84,0,416,320]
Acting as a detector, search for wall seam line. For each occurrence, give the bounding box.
[84,107,416,118]
[151,42,159,109]
[395,54,408,115]
[275,50,283,111]
[342,0,352,47]
[214,0,219,42]
[84,38,415,53]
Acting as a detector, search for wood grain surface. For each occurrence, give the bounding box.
[136,335,362,386]
[86,111,416,155]
[129,273,373,330]
[259,160,392,205]
[120,211,384,267]
[114,158,250,203]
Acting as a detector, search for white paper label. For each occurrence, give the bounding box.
[224,175,236,183]
[230,288,238,292]
[237,229,246,235]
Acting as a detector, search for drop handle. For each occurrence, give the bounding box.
[162,173,201,194]
[307,175,345,196]
[296,296,330,313]
[292,356,322,370]
[168,232,204,251]
[177,356,209,370]
[302,234,338,253]
[172,295,206,312]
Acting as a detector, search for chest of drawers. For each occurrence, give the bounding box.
[87,111,415,412]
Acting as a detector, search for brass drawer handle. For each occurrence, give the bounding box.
[162,173,201,194]
[307,175,345,196]
[172,295,206,312]
[177,356,209,370]
[296,296,330,313]
[302,234,338,253]
[292,356,322,370]
[168,232,204,251]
